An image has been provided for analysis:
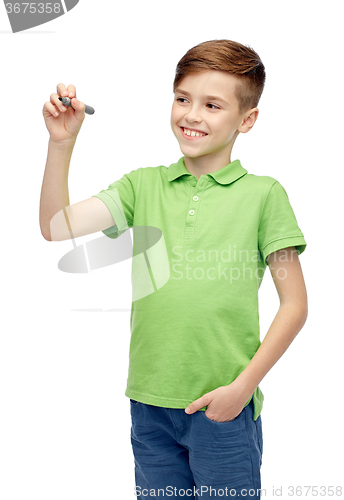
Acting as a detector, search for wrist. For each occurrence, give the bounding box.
[49,137,76,151]
[231,373,256,402]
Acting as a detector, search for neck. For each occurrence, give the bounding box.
[183,149,233,180]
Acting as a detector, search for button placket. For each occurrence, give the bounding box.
[189,184,199,217]
[183,177,206,242]
[187,179,203,220]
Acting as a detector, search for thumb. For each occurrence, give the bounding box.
[71,97,85,118]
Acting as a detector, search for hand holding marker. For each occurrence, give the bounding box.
[58,96,95,115]
[43,84,93,144]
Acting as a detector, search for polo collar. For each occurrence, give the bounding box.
[167,157,247,185]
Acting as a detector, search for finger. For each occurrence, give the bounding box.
[43,101,60,117]
[185,398,204,414]
[66,84,76,99]
[56,83,68,97]
[50,92,67,112]
[187,392,213,414]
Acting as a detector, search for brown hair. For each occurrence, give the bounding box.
[173,39,266,114]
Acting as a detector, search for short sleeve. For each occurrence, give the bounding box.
[258,181,307,263]
[91,171,135,239]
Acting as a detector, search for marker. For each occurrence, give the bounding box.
[58,96,95,115]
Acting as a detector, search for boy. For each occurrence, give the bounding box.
[40,40,308,499]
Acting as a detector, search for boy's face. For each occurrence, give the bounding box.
[171,69,257,165]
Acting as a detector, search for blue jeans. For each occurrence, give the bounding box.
[130,397,263,499]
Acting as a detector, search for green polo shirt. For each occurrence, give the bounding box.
[92,157,306,420]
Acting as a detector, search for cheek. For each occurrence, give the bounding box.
[170,110,180,135]
[215,121,235,141]
[171,111,177,126]
[171,103,185,122]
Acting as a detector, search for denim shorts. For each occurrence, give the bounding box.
[130,397,263,499]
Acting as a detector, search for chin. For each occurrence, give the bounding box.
[183,151,203,159]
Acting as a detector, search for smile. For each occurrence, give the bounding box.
[181,127,208,138]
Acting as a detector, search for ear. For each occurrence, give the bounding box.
[238,108,259,134]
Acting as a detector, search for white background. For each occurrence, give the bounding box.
[1,1,343,499]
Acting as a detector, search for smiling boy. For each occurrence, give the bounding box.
[40,40,307,499]
[171,69,258,177]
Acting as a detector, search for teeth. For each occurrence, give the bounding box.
[184,128,205,137]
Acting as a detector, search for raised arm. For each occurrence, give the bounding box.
[39,83,115,241]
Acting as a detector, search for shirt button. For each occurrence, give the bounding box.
[193,196,199,201]
[189,210,195,216]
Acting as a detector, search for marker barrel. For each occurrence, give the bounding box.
[84,104,95,115]
[58,97,95,115]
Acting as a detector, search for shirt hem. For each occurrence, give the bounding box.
[125,388,259,418]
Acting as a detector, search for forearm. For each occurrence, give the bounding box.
[234,302,308,400]
[39,138,75,240]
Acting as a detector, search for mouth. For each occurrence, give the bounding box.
[180,126,208,139]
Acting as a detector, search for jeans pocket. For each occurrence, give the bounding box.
[130,399,139,405]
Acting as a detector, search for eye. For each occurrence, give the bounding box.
[206,103,220,110]
[176,97,188,103]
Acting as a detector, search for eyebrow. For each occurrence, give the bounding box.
[175,88,230,106]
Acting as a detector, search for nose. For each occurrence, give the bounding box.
[185,105,202,124]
